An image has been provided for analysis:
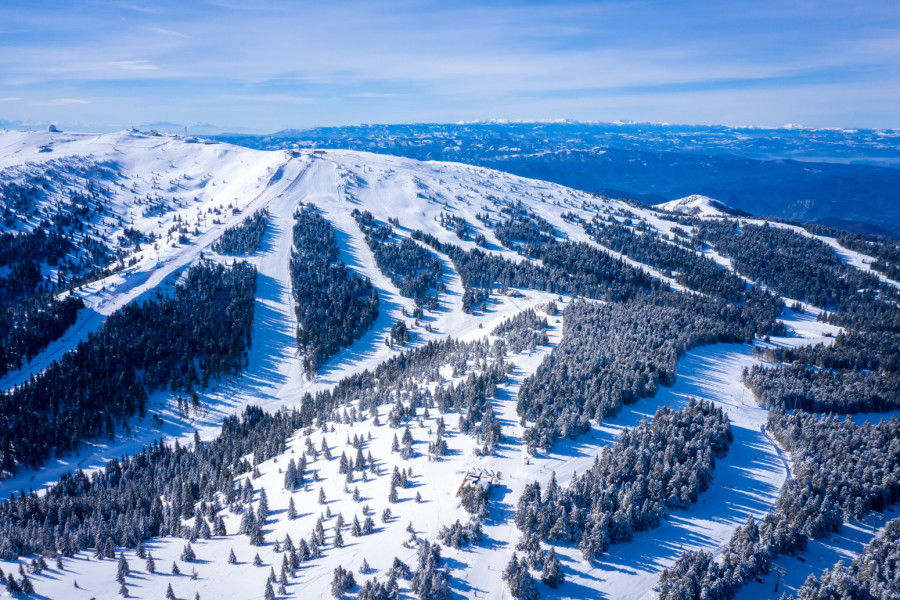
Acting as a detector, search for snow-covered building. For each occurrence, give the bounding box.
[456,468,501,497]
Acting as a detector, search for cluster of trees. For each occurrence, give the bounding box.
[517,298,769,453]
[0,159,122,287]
[118,226,150,248]
[415,224,784,342]
[0,228,74,301]
[502,553,541,600]
[585,216,748,302]
[503,528,567,597]
[0,303,549,558]
[697,220,890,310]
[412,230,658,313]
[493,202,557,258]
[436,519,483,549]
[657,409,900,600]
[330,565,356,597]
[0,261,257,473]
[352,209,443,308]
[790,516,900,600]
[0,567,35,595]
[759,330,899,375]
[297,311,545,439]
[744,363,900,414]
[805,222,900,282]
[291,204,379,375]
[386,320,410,348]
[516,400,732,560]
[0,292,83,378]
[0,161,137,384]
[737,220,900,415]
[346,540,452,600]
[491,308,548,354]
[502,544,565,597]
[437,212,473,241]
[212,208,269,255]
[409,539,452,600]
[0,403,301,560]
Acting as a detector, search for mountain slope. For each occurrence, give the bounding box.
[0,131,896,600]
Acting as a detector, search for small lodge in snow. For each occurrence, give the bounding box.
[456,468,502,497]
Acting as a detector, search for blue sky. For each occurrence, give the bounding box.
[1,0,898,132]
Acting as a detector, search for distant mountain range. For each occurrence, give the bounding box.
[214,122,900,237]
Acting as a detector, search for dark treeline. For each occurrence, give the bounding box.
[789,516,900,600]
[744,363,900,414]
[658,410,900,600]
[0,293,84,378]
[517,297,779,453]
[759,331,899,374]
[0,226,110,306]
[696,220,889,310]
[515,399,731,561]
[584,216,748,302]
[746,329,900,415]
[0,261,257,474]
[804,222,900,282]
[290,204,379,376]
[0,228,74,302]
[412,230,659,312]
[413,227,783,336]
[212,208,269,255]
[352,209,443,308]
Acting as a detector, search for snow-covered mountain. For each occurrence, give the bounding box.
[216,122,900,237]
[654,194,747,217]
[0,130,897,600]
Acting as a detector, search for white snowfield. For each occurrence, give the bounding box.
[0,131,887,599]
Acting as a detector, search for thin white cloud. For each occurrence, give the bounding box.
[222,94,316,104]
[349,92,399,98]
[104,60,160,72]
[0,97,22,102]
[34,98,90,106]
[146,27,192,39]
